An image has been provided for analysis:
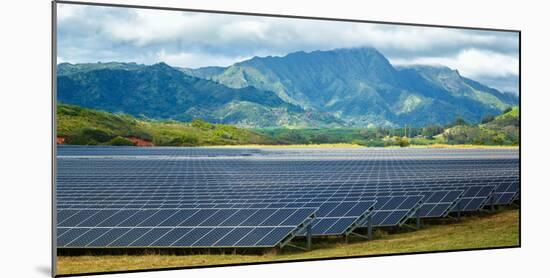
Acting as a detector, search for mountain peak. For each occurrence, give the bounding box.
[57,62,145,76]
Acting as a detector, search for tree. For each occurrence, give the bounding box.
[422,125,443,139]
[312,134,330,144]
[481,114,495,124]
[191,118,214,130]
[397,137,410,147]
[454,117,467,126]
[81,128,112,143]
[108,136,135,146]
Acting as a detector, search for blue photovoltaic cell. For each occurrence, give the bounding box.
[371,211,392,226]
[152,228,193,247]
[56,147,518,249]
[160,210,198,226]
[323,218,355,234]
[255,227,294,247]
[58,210,99,227]
[140,210,178,227]
[243,210,278,226]
[109,228,151,247]
[172,228,211,247]
[235,227,273,246]
[88,228,131,247]
[58,207,315,248]
[180,209,218,226]
[192,228,234,247]
[70,228,111,247]
[416,190,463,218]
[199,210,238,226]
[129,228,172,247]
[99,210,140,227]
[58,228,89,246]
[219,210,255,226]
[117,211,158,227]
[213,228,254,247]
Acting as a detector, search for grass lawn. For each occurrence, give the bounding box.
[57,208,519,275]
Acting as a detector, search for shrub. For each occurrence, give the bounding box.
[81,128,112,143]
[397,137,410,147]
[108,136,135,146]
[162,135,200,146]
[65,135,98,145]
[454,117,467,126]
[422,125,444,139]
[191,119,214,130]
[481,114,495,124]
[311,134,331,144]
[365,140,385,147]
[126,130,153,141]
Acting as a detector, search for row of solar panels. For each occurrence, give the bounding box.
[57,185,518,249]
[56,177,518,193]
[57,189,489,237]
[57,184,518,208]
[58,201,377,248]
[56,147,519,249]
[55,178,519,188]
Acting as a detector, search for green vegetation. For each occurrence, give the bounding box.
[108,136,135,146]
[57,209,519,275]
[442,107,519,145]
[57,104,519,147]
[57,104,273,146]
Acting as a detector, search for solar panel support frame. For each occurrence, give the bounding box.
[399,201,424,230]
[279,212,315,250]
[343,205,375,237]
[399,198,424,228]
[367,214,373,239]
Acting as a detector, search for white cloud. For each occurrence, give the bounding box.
[56,4,519,92]
[155,50,251,68]
[78,6,516,57]
[391,49,519,78]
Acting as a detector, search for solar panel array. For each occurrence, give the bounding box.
[58,208,316,248]
[56,146,519,249]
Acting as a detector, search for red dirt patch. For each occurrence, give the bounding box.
[57,137,65,144]
[127,136,154,147]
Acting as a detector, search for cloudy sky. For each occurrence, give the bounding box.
[57,4,519,94]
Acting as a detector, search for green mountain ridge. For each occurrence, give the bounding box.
[57,47,517,128]
[57,62,342,128]
[186,47,517,127]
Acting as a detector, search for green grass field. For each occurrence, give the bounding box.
[57,208,519,275]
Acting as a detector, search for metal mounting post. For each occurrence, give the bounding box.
[306,223,312,250]
[367,214,373,239]
[416,209,421,229]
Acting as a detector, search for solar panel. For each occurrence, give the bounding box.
[450,186,495,212]
[486,180,519,205]
[143,201,377,236]
[56,146,519,250]
[414,190,464,218]
[360,196,424,227]
[302,201,376,236]
[58,208,316,248]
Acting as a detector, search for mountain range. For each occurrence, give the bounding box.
[57,47,518,128]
